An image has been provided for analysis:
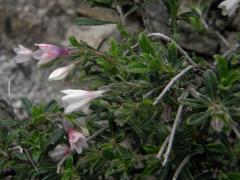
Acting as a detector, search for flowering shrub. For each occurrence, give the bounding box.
[1,0,240,179]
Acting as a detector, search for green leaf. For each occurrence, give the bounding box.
[177,11,200,21]
[206,143,228,154]
[65,156,73,169]
[143,145,158,154]
[47,125,64,146]
[68,36,81,47]
[181,98,207,109]
[117,24,129,37]
[203,70,218,100]
[0,119,22,127]
[167,42,177,68]
[44,100,58,112]
[215,55,228,80]
[138,32,154,55]
[21,97,32,116]
[126,62,150,74]
[224,173,240,180]
[75,17,116,26]
[186,111,210,125]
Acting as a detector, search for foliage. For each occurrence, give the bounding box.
[1,0,240,179]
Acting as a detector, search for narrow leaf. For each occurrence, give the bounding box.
[203,70,218,100]
[75,17,116,26]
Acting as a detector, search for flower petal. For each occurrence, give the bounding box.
[48,64,74,81]
[64,98,91,114]
[14,54,32,63]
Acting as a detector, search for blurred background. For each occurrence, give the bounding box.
[0,0,239,118]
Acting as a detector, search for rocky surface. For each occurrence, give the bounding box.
[0,0,121,118]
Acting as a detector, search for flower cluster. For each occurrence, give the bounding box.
[13,43,108,162]
[13,43,107,114]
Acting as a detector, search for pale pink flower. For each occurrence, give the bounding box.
[67,128,88,154]
[33,43,70,67]
[48,144,70,162]
[13,44,33,63]
[48,64,75,81]
[218,0,240,17]
[61,89,107,114]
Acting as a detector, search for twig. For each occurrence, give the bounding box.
[123,43,139,56]
[87,126,108,141]
[0,96,18,120]
[8,146,23,153]
[153,66,193,105]
[213,31,230,48]
[223,44,239,57]
[57,153,71,173]
[134,0,152,33]
[148,33,197,66]
[156,136,170,160]
[200,18,230,48]
[172,152,198,180]
[8,78,11,101]
[231,123,240,140]
[24,149,39,172]
[116,5,126,25]
[162,92,189,166]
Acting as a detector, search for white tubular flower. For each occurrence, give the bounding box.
[67,128,88,154]
[48,144,70,162]
[61,89,107,114]
[13,44,33,63]
[218,0,240,17]
[48,64,75,81]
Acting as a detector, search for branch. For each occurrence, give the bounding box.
[124,32,198,68]
[148,33,197,66]
[200,18,230,48]
[153,66,193,105]
[162,92,189,166]
[231,123,240,140]
[134,0,152,33]
[172,152,198,180]
[116,5,126,25]
[87,126,108,141]
[156,135,170,160]
[57,153,71,173]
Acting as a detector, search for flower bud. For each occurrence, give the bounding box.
[67,128,88,154]
[33,43,71,67]
[211,117,224,132]
[48,64,74,81]
[13,44,33,63]
[218,0,240,17]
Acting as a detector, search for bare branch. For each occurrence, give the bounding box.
[57,153,72,174]
[162,92,189,166]
[134,0,152,33]
[156,135,170,160]
[148,33,197,66]
[153,66,193,105]
[116,5,126,25]
[172,152,198,180]
[87,126,108,141]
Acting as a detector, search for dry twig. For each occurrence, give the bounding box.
[153,66,192,105]
[162,92,189,166]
